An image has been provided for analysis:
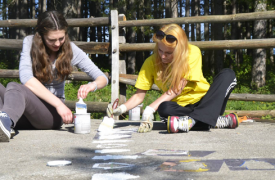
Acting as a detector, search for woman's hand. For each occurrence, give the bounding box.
[56,103,73,124]
[77,82,96,99]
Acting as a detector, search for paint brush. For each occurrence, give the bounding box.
[98,99,119,132]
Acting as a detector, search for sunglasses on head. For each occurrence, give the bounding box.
[156,30,177,43]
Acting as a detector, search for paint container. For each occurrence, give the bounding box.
[74,113,91,134]
[75,98,87,114]
[129,104,142,120]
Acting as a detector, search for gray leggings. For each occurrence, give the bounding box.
[0,82,63,129]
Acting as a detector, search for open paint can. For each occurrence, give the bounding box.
[129,104,143,120]
[74,113,91,134]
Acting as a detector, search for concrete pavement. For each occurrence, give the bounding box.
[1,119,275,180]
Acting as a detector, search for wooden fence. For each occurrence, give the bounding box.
[1,10,275,117]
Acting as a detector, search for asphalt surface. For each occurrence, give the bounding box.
[1,119,275,180]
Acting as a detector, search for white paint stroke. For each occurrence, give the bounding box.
[142,149,189,156]
[93,140,131,144]
[92,155,139,161]
[96,144,127,148]
[92,162,135,170]
[98,130,135,135]
[95,149,130,153]
[92,172,139,180]
[98,134,131,140]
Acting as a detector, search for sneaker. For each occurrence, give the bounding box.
[216,113,239,129]
[0,111,11,142]
[167,116,194,133]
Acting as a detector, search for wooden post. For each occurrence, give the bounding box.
[111,10,120,119]
[119,14,127,105]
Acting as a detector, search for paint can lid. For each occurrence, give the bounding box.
[47,160,72,167]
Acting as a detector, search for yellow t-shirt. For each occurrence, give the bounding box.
[135,44,210,107]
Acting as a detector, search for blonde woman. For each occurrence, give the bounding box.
[108,24,238,133]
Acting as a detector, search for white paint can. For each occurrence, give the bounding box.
[129,104,142,120]
[74,113,91,134]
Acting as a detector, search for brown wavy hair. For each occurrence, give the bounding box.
[153,24,189,94]
[31,10,73,83]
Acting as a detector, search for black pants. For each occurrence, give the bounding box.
[158,68,237,128]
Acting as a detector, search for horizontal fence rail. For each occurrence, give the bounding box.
[119,38,275,51]
[0,16,126,27]
[2,11,272,28]
[119,11,275,27]
[1,69,274,103]
[1,38,274,53]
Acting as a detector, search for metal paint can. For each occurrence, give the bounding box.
[129,104,143,120]
[74,113,91,134]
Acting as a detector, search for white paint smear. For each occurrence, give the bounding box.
[95,149,130,153]
[98,134,131,140]
[93,162,135,170]
[96,144,127,148]
[92,155,139,161]
[98,130,135,135]
[93,140,131,144]
[92,172,139,180]
[142,149,189,156]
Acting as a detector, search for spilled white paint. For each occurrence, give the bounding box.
[93,140,131,144]
[92,172,139,180]
[92,155,140,160]
[98,134,131,140]
[96,144,127,148]
[95,149,130,153]
[93,162,135,170]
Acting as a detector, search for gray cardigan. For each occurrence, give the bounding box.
[19,35,108,100]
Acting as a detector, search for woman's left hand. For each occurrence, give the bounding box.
[77,83,96,99]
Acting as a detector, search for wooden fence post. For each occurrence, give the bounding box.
[119,14,127,105]
[111,10,120,119]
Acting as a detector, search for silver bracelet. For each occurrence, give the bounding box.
[91,81,97,92]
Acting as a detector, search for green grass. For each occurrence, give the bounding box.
[1,78,275,120]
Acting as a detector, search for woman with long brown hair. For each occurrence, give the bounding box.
[108,24,238,133]
[0,10,108,142]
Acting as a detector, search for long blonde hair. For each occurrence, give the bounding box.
[31,10,73,83]
[153,24,189,94]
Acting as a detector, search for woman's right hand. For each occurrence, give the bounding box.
[56,103,73,124]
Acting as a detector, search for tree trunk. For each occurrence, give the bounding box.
[268,19,274,65]
[144,0,151,59]
[191,0,195,41]
[223,0,227,63]
[90,0,96,61]
[195,0,200,41]
[214,0,223,74]
[126,0,136,74]
[185,0,190,40]
[252,0,267,89]
[210,0,215,75]
[230,0,236,68]
[62,0,79,41]
[38,0,46,14]
[136,0,145,71]
[203,0,209,75]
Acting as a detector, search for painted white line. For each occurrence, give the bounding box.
[92,172,139,180]
[96,144,127,148]
[92,162,135,170]
[93,140,131,144]
[92,155,140,161]
[95,149,130,153]
[98,134,131,140]
[142,149,189,156]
